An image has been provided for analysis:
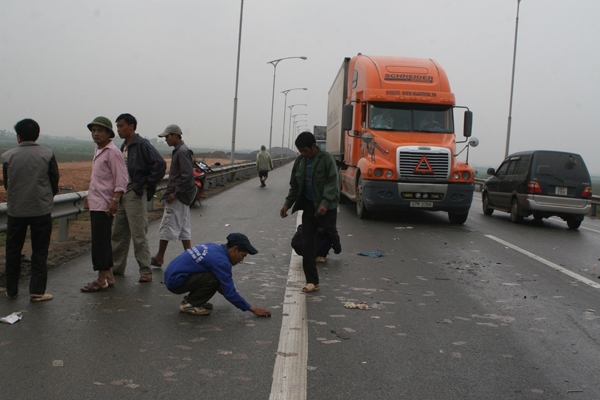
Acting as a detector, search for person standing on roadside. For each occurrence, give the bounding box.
[81,117,128,292]
[256,145,273,188]
[2,119,59,301]
[112,113,166,283]
[151,124,195,269]
[279,131,341,293]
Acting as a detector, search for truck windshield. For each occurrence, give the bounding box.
[368,103,453,133]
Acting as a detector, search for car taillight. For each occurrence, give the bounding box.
[527,181,542,194]
[582,186,593,198]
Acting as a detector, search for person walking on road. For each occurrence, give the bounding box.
[81,117,128,292]
[2,119,59,301]
[151,124,195,270]
[163,233,272,317]
[111,113,166,283]
[280,131,341,293]
[256,145,273,187]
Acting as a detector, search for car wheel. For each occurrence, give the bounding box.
[567,218,582,230]
[448,212,468,224]
[510,199,523,223]
[356,175,371,219]
[482,193,493,216]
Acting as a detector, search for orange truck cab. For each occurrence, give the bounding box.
[326,54,478,223]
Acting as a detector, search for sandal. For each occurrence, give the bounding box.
[151,257,163,267]
[302,283,319,293]
[30,293,53,302]
[81,281,108,292]
[139,274,153,283]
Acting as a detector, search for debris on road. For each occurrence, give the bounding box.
[1,312,22,324]
[344,301,370,310]
[357,251,385,258]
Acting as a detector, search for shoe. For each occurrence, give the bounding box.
[151,257,163,268]
[316,256,327,263]
[81,281,108,292]
[30,293,53,302]
[332,236,342,254]
[200,302,213,310]
[179,300,211,315]
[138,274,153,283]
[302,283,320,293]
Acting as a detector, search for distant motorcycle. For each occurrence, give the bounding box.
[192,159,213,206]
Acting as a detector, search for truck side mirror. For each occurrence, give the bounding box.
[463,111,473,138]
[342,104,354,131]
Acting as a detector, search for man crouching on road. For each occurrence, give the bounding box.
[163,233,272,317]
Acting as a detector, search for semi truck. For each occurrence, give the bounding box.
[326,54,478,223]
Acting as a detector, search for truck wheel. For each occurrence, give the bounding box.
[356,175,371,219]
[482,193,493,216]
[567,217,582,230]
[448,212,468,224]
[510,199,523,223]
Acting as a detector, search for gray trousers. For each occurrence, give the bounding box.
[111,189,152,275]
[170,272,220,307]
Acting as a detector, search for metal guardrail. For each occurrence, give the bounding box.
[0,157,296,240]
[474,177,600,216]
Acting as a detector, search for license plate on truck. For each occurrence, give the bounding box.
[410,201,433,208]
[555,186,567,196]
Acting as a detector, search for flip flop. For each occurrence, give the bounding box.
[151,257,163,267]
[302,283,319,293]
[81,281,108,292]
[139,274,153,283]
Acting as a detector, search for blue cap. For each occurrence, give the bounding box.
[226,233,258,255]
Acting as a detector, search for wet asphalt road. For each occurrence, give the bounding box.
[2,163,600,399]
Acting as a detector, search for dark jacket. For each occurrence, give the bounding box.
[284,149,339,213]
[121,134,166,200]
[2,142,59,217]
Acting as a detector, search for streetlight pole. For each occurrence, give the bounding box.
[230,0,244,165]
[280,88,306,158]
[288,104,307,148]
[505,0,521,158]
[267,56,307,155]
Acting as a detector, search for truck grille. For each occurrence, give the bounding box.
[398,148,450,181]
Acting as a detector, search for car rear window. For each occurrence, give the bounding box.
[532,152,590,182]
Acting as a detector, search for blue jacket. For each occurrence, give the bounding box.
[164,243,251,311]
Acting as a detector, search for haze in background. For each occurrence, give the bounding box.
[2,0,599,172]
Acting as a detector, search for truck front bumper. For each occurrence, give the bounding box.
[362,181,474,213]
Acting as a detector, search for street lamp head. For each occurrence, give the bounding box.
[300,57,307,60]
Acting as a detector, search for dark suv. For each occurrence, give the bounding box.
[482,150,592,229]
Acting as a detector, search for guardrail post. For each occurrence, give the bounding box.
[58,217,69,242]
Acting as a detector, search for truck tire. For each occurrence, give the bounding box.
[448,212,468,224]
[356,175,371,219]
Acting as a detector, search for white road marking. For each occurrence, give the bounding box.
[485,234,600,289]
[270,212,308,400]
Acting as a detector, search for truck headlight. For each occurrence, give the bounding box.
[385,170,393,178]
[462,172,470,180]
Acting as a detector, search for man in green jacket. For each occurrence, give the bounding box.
[280,131,341,292]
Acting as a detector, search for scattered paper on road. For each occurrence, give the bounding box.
[1,312,22,324]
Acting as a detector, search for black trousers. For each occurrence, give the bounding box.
[5,214,52,296]
[170,272,220,307]
[300,198,339,285]
[90,211,114,271]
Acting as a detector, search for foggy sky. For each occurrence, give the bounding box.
[2,0,599,173]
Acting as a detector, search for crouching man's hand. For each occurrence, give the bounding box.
[249,305,271,318]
